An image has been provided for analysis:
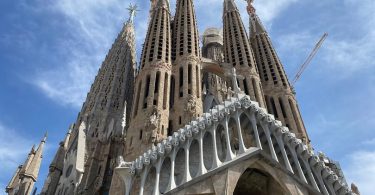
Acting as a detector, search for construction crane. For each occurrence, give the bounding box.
[291,33,328,86]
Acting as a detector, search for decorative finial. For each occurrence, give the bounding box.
[42,132,48,142]
[245,0,256,14]
[127,4,139,23]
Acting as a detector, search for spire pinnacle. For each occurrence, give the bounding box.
[127,4,139,23]
[42,131,48,142]
[224,0,238,12]
[245,0,256,14]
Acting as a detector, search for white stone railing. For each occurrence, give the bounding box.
[116,94,354,195]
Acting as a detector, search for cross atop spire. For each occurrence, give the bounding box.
[127,4,139,23]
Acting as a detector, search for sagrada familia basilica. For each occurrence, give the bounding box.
[6,0,361,194]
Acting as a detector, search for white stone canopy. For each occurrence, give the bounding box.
[116,93,354,195]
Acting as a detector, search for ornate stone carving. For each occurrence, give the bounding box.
[117,156,133,168]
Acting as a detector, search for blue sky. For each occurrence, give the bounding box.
[0,0,374,194]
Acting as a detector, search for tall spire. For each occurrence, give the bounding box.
[11,134,47,195]
[245,0,310,144]
[246,0,266,36]
[223,0,266,108]
[41,129,70,195]
[126,0,172,161]
[169,0,203,131]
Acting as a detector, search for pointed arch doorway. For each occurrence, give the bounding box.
[233,168,286,195]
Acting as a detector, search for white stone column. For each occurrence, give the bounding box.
[275,135,294,173]
[286,144,308,184]
[298,155,320,192]
[210,124,221,168]
[198,130,207,176]
[249,113,262,149]
[261,123,278,162]
[154,159,162,195]
[234,111,246,154]
[169,148,177,191]
[184,140,192,182]
[223,117,235,161]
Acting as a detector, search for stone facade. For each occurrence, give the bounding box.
[6,0,359,195]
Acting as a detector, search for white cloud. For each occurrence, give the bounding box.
[344,150,375,195]
[0,124,33,170]
[275,0,375,79]
[31,0,148,107]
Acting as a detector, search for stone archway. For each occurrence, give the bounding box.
[233,168,286,195]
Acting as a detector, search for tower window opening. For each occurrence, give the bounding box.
[270,97,279,118]
[139,130,143,140]
[134,81,142,116]
[279,98,287,118]
[168,120,173,136]
[143,75,151,108]
[179,116,182,125]
[179,67,183,97]
[170,76,175,108]
[155,71,160,93]
[163,73,168,109]
[243,79,249,95]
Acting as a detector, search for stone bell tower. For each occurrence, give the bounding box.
[125,0,172,161]
[223,0,266,108]
[169,0,203,132]
[245,0,310,144]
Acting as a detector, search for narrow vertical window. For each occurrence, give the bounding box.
[279,98,287,118]
[270,97,278,118]
[179,67,183,97]
[155,71,160,93]
[289,98,303,134]
[139,130,143,140]
[154,72,161,106]
[168,120,173,136]
[170,76,175,108]
[196,65,200,98]
[163,73,168,109]
[264,95,271,114]
[143,75,151,108]
[134,81,142,116]
[243,79,249,95]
